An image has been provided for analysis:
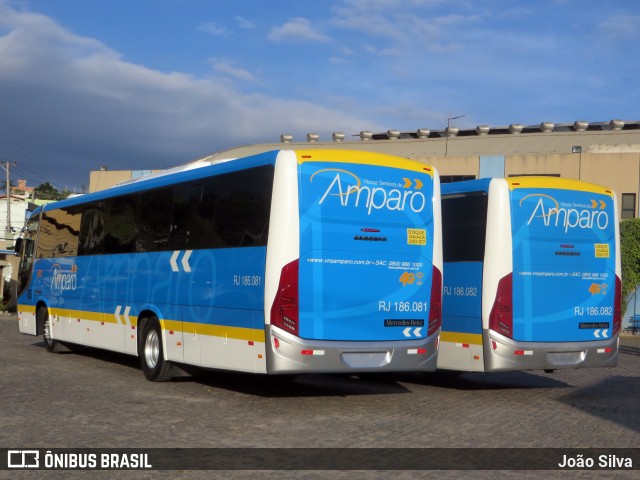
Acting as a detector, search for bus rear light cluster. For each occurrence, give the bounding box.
[514,350,533,356]
[428,266,442,336]
[489,273,513,339]
[270,259,300,336]
[408,348,427,355]
[301,349,325,356]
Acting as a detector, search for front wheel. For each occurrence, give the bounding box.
[38,307,65,353]
[139,317,173,382]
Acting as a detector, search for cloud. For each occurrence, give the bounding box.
[236,16,254,30]
[598,14,640,42]
[0,4,378,189]
[267,17,330,42]
[210,58,259,82]
[197,22,230,37]
[330,0,484,52]
[329,56,351,65]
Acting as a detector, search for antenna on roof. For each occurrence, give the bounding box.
[447,113,465,130]
[445,113,465,157]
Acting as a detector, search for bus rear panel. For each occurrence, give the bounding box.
[266,150,442,373]
[440,177,620,372]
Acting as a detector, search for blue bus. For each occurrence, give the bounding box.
[439,177,620,372]
[16,149,443,381]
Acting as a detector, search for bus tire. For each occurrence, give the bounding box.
[139,316,173,382]
[38,307,65,353]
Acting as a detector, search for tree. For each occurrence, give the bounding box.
[0,180,15,193]
[34,182,65,201]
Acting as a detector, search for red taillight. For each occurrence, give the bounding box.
[270,259,299,336]
[613,275,621,335]
[428,266,442,336]
[489,273,513,339]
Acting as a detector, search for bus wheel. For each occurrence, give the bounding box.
[38,307,64,353]
[139,316,173,382]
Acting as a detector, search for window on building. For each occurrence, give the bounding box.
[622,193,636,219]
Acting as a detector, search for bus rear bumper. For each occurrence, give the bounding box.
[485,331,619,372]
[265,326,439,374]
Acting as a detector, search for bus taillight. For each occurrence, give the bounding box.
[428,266,442,336]
[270,259,299,336]
[489,273,513,339]
[613,275,621,336]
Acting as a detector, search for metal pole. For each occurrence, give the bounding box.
[0,161,16,246]
[5,161,10,236]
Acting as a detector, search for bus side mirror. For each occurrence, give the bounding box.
[14,238,23,255]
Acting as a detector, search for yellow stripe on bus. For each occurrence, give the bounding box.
[440,331,483,345]
[18,305,36,314]
[50,308,102,322]
[174,321,266,343]
[18,305,265,343]
[295,149,435,176]
[507,176,614,196]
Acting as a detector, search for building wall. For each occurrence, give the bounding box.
[421,155,479,178]
[580,152,640,218]
[86,123,640,219]
[0,196,30,249]
[506,153,581,178]
[89,169,164,193]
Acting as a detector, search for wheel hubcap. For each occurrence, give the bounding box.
[43,317,52,344]
[144,330,160,369]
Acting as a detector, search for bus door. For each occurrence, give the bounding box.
[296,154,438,344]
[439,189,487,371]
[509,180,618,348]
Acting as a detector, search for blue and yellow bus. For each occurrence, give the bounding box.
[439,177,620,372]
[16,149,442,381]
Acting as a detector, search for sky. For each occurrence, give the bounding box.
[0,0,639,192]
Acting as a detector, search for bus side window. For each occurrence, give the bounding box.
[213,166,273,248]
[17,217,39,295]
[79,202,107,255]
[38,207,82,258]
[137,188,172,252]
[170,180,217,250]
[192,179,218,249]
[103,194,137,254]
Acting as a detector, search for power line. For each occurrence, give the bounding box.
[0,127,79,190]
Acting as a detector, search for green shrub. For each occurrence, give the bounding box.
[620,218,640,315]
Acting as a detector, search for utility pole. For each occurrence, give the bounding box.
[0,161,16,240]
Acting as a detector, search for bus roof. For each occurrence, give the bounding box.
[441,176,614,197]
[44,149,438,213]
[42,150,282,212]
[506,176,614,196]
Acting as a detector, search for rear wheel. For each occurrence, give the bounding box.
[38,307,65,353]
[139,316,173,382]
